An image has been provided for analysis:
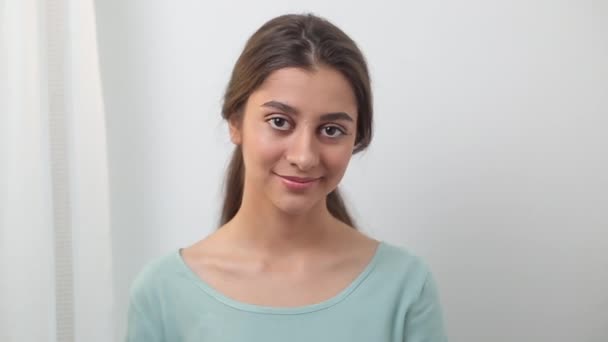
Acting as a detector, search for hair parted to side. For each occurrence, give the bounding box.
[219,13,373,228]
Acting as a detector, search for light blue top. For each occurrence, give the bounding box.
[125,241,448,341]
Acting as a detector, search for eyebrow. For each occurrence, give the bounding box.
[261,100,354,122]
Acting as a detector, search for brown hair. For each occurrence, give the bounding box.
[219,13,373,228]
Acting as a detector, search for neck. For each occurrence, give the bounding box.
[224,192,341,257]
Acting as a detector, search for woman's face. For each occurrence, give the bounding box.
[230,66,358,216]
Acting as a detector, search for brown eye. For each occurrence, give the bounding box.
[267,117,291,130]
[321,125,345,138]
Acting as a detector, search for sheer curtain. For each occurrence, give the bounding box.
[0,0,114,341]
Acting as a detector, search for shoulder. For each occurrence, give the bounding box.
[375,241,435,294]
[379,243,448,340]
[125,252,187,340]
[378,241,430,272]
[128,250,183,304]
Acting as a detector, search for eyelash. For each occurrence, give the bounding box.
[266,116,347,138]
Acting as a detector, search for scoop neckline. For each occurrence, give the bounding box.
[175,240,386,315]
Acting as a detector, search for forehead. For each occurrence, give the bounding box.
[249,66,357,117]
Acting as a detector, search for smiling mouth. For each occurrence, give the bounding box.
[277,174,321,183]
[273,173,321,190]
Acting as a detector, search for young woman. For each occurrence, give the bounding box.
[126,13,448,342]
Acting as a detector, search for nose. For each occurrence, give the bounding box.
[285,129,319,172]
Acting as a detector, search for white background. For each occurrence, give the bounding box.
[94,1,608,341]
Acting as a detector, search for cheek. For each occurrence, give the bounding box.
[242,125,283,171]
[323,146,353,177]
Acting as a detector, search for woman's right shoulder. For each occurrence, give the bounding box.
[129,250,182,300]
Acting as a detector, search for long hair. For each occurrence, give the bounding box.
[219,13,373,228]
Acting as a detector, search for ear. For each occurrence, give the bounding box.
[228,115,242,145]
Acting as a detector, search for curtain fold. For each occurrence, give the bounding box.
[0,0,114,341]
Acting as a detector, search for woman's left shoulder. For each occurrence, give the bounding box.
[375,240,435,283]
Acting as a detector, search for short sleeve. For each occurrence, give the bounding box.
[124,268,165,342]
[403,269,448,342]
[125,294,164,342]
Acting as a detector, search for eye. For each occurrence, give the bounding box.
[320,125,346,138]
[267,117,292,131]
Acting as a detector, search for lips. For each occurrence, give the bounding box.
[278,175,320,183]
[273,172,321,191]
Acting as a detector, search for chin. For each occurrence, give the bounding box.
[271,196,324,217]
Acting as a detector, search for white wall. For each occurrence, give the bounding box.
[94,1,608,341]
